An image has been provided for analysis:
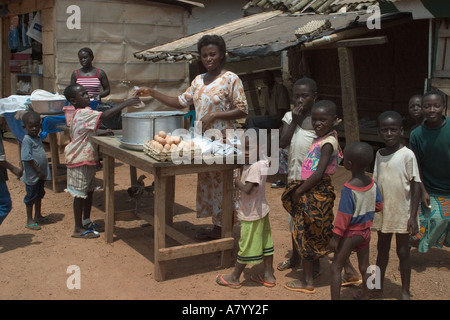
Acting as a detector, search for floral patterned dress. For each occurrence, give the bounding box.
[178,71,248,226]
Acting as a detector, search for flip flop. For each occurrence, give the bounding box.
[284,280,316,294]
[71,230,100,239]
[25,223,41,230]
[250,274,276,287]
[216,274,242,289]
[342,276,362,287]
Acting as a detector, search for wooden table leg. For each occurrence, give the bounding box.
[165,175,175,226]
[129,165,137,186]
[154,169,167,281]
[48,133,60,192]
[221,169,233,268]
[104,154,115,243]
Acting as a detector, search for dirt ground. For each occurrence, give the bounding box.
[0,135,448,301]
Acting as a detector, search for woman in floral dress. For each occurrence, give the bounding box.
[135,35,248,239]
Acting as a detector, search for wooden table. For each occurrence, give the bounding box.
[91,135,238,281]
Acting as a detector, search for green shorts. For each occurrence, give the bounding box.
[237,214,274,264]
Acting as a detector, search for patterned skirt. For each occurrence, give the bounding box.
[410,195,450,253]
[282,177,336,260]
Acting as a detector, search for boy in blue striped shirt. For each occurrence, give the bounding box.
[328,141,383,300]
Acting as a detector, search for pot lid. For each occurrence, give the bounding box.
[123,111,186,118]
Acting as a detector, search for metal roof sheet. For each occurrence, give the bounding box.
[134,10,378,62]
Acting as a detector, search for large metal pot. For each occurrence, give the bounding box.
[120,111,185,151]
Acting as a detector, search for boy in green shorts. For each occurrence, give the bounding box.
[216,132,275,288]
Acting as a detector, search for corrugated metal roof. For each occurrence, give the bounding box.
[134,10,404,63]
[242,0,377,14]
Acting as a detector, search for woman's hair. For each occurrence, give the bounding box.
[197,34,226,64]
[294,77,318,93]
[78,47,94,58]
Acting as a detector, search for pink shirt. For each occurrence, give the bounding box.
[301,131,342,180]
[64,107,102,168]
[237,160,270,222]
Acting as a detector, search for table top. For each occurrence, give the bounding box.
[91,135,241,174]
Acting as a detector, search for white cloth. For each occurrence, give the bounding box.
[282,111,316,183]
[0,95,29,114]
[372,146,421,233]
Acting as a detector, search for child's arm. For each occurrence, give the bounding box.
[292,142,333,203]
[25,160,45,180]
[99,97,141,120]
[0,160,22,178]
[234,178,257,194]
[408,180,421,235]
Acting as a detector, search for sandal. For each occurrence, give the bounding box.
[284,280,316,294]
[216,274,242,289]
[71,230,100,239]
[25,223,41,230]
[342,276,362,287]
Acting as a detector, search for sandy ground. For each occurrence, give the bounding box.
[0,135,449,302]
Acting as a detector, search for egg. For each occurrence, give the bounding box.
[166,136,173,145]
[154,134,160,140]
[158,131,167,139]
[164,144,171,150]
[173,136,181,144]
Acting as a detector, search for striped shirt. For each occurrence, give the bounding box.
[333,178,383,237]
[76,69,101,98]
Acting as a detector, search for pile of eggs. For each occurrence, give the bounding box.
[146,131,195,153]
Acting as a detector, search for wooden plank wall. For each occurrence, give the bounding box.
[297,19,429,123]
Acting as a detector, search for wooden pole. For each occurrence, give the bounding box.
[338,46,360,143]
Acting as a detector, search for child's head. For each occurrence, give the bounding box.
[64,84,90,109]
[292,77,317,112]
[408,94,423,122]
[422,89,446,128]
[311,100,337,137]
[22,111,41,138]
[343,141,373,172]
[377,111,403,148]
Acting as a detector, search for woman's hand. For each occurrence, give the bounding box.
[199,112,216,132]
[133,87,153,97]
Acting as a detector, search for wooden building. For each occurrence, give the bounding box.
[0,0,202,110]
